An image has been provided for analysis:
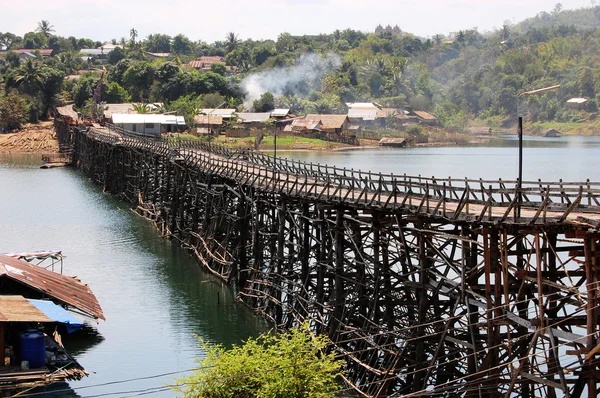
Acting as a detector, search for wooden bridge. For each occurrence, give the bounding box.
[56,118,600,397]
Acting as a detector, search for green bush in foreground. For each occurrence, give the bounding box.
[172,323,343,398]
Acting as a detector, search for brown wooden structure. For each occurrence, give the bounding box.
[55,118,600,397]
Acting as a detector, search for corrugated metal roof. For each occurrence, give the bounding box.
[270,109,290,117]
[567,98,588,104]
[145,52,170,58]
[346,102,380,109]
[0,296,54,323]
[414,111,437,120]
[198,109,236,118]
[112,113,186,125]
[194,115,223,125]
[379,137,407,146]
[56,105,79,120]
[79,49,105,55]
[199,56,225,63]
[348,108,377,120]
[376,108,400,118]
[0,254,104,320]
[236,113,271,123]
[103,104,135,118]
[289,119,322,131]
[1,49,53,56]
[305,114,349,130]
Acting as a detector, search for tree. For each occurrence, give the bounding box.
[15,59,44,95]
[5,51,20,68]
[578,67,595,98]
[36,20,55,38]
[122,61,155,100]
[23,32,48,49]
[225,32,240,54]
[210,62,227,76]
[172,34,193,54]
[172,324,342,398]
[0,92,29,130]
[104,82,131,103]
[107,46,126,65]
[0,32,18,50]
[144,33,171,53]
[201,93,224,108]
[131,103,151,113]
[129,28,138,45]
[253,92,275,112]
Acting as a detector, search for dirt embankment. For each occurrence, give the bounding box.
[0,121,59,153]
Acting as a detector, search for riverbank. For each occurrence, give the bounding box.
[0,121,58,153]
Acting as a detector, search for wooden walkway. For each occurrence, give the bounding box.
[92,125,600,230]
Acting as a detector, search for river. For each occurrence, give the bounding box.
[0,134,598,397]
[279,135,600,182]
[0,154,269,397]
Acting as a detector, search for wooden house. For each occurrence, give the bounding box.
[304,114,351,134]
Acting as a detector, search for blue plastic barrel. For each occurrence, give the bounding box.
[20,330,46,368]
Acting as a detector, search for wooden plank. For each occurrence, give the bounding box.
[520,372,566,391]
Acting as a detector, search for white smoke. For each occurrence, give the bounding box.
[241,53,342,109]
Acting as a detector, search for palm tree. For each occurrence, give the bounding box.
[225,32,240,53]
[57,52,80,75]
[36,20,55,38]
[15,58,44,95]
[130,28,138,48]
[132,103,150,114]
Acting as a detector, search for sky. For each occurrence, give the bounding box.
[2,0,595,44]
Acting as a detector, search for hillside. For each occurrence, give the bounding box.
[2,6,600,134]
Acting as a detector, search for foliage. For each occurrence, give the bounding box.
[0,92,29,130]
[4,5,600,130]
[104,82,131,103]
[172,323,342,398]
[253,92,275,112]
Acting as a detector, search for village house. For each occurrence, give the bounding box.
[198,108,237,121]
[403,108,437,125]
[194,115,223,135]
[0,49,53,58]
[566,98,588,110]
[269,109,292,120]
[346,102,380,125]
[111,113,185,134]
[283,118,323,134]
[236,112,271,128]
[304,114,351,134]
[145,52,171,60]
[187,56,237,73]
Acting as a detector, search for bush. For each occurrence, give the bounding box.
[172,323,342,398]
[0,93,29,130]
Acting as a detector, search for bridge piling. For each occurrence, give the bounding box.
[55,119,600,397]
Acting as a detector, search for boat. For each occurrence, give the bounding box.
[0,253,104,389]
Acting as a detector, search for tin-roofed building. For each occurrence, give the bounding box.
[304,114,351,133]
[112,114,186,134]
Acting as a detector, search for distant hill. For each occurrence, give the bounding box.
[516,5,600,32]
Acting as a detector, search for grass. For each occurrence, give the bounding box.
[211,134,343,150]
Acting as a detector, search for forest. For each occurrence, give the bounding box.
[1,3,600,132]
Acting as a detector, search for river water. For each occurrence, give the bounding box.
[0,135,598,397]
[0,154,269,397]
[279,135,600,182]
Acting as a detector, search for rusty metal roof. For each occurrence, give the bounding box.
[0,254,104,320]
[194,115,223,125]
[413,111,436,120]
[305,114,349,130]
[0,296,53,323]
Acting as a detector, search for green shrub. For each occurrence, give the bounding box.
[172,323,343,398]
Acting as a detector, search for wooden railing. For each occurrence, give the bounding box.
[87,126,600,226]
